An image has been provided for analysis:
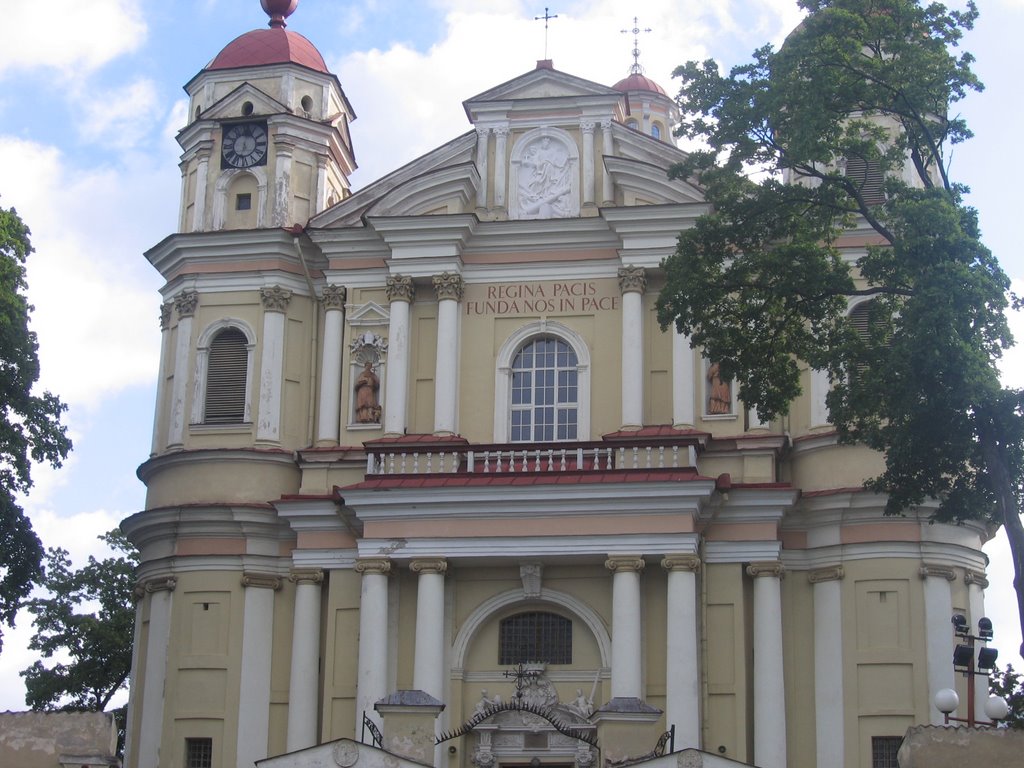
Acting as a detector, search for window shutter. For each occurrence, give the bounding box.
[204,328,248,423]
[845,156,885,205]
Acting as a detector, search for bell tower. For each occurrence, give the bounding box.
[175,0,356,233]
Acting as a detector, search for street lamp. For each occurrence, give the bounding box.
[940,614,1008,727]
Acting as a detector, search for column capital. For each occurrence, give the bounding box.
[617,266,647,295]
[355,557,393,576]
[242,572,282,590]
[289,569,325,586]
[747,561,784,579]
[432,272,464,302]
[410,558,448,575]
[964,570,989,588]
[142,576,177,595]
[493,125,509,138]
[600,117,613,130]
[808,565,844,584]
[385,274,415,304]
[174,290,198,318]
[662,555,701,573]
[580,119,596,134]
[605,556,645,574]
[476,126,491,139]
[919,564,957,581]
[260,285,293,313]
[321,284,347,310]
[159,302,172,330]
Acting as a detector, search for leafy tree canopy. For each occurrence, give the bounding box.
[656,0,1024,654]
[990,664,1024,729]
[0,201,72,650]
[21,530,138,714]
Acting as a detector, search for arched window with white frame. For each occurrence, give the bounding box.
[191,319,256,426]
[494,321,590,443]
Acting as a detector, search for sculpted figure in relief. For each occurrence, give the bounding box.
[354,362,382,423]
[519,137,572,218]
[565,688,594,718]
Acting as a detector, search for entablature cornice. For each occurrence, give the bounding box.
[183,61,347,104]
[137,446,298,484]
[703,540,782,564]
[146,228,323,282]
[780,542,987,572]
[367,213,478,257]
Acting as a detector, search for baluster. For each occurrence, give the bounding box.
[658,446,665,468]
[547,449,554,472]
[617,447,625,469]
[467,451,475,473]
[631,446,639,469]
[576,447,584,470]
[387,453,396,474]
[559,450,567,472]
[520,450,528,472]
[645,446,653,468]
[605,447,613,470]
[533,449,541,472]
[483,451,491,473]
[366,453,376,474]
[426,452,433,473]
[672,446,679,468]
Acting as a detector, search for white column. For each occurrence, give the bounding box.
[151,304,173,454]
[475,128,490,210]
[810,367,830,428]
[493,127,508,209]
[315,156,329,214]
[411,559,447,699]
[921,565,956,725]
[432,273,463,435]
[287,570,324,751]
[663,556,701,748]
[257,286,292,443]
[606,557,645,699]
[273,145,294,227]
[317,285,347,445]
[355,558,392,732]
[748,562,787,768]
[672,329,695,428]
[167,292,197,448]
[810,566,845,768]
[191,152,210,232]
[601,118,614,205]
[122,597,144,768]
[619,267,646,430]
[237,574,280,768]
[966,571,990,723]
[383,275,414,436]
[581,120,595,205]
[137,578,175,768]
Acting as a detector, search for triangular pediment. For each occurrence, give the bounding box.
[464,65,623,108]
[347,301,390,327]
[199,83,289,122]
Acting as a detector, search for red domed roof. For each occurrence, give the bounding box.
[613,72,667,97]
[207,27,328,74]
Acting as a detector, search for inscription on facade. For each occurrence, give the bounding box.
[464,281,619,315]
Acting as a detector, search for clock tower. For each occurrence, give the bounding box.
[175,0,355,232]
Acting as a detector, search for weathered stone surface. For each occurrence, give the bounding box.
[898,725,1024,768]
[0,711,118,768]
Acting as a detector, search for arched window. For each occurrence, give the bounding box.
[510,337,578,442]
[651,123,661,140]
[499,611,572,665]
[626,118,639,131]
[844,156,885,205]
[191,320,256,426]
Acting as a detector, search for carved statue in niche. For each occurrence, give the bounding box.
[706,362,732,415]
[518,136,572,218]
[354,362,382,424]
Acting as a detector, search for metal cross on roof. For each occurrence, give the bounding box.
[535,7,559,60]
[621,16,652,75]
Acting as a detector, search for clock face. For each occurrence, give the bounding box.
[221,122,268,169]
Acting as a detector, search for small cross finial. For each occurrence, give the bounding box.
[621,16,652,75]
[534,7,559,60]
[503,662,541,700]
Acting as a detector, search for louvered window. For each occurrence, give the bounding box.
[849,299,890,378]
[499,611,572,665]
[845,156,885,205]
[204,328,248,423]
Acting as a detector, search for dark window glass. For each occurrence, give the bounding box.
[499,611,572,664]
[186,738,213,768]
[871,736,902,768]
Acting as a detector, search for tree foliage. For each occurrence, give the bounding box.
[656,0,1024,654]
[21,530,138,713]
[0,201,72,649]
[990,664,1024,729]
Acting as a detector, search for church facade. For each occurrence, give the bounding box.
[121,4,994,768]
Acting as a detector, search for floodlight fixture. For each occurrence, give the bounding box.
[978,617,994,640]
[977,646,998,671]
[951,613,969,636]
[952,644,973,668]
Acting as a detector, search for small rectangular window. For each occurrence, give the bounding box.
[235,193,252,211]
[871,736,902,768]
[186,738,213,768]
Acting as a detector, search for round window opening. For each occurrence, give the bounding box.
[242,101,254,116]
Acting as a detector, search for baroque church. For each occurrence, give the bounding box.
[121,3,995,768]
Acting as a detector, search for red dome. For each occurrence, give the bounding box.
[613,73,667,97]
[207,28,328,73]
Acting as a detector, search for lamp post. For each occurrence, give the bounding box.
[935,614,1008,727]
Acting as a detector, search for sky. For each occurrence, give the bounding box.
[0,0,1021,712]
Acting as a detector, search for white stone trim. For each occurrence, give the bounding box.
[493,320,591,442]
[212,167,268,230]
[190,318,257,425]
[357,533,700,561]
[450,588,611,671]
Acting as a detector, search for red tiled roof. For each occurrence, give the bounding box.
[340,468,709,492]
[612,73,667,96]
[602,425,709,440]
[364,433,470,446]
[207,28,328,73]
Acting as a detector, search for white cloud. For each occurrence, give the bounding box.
[76,79,162,150]
[0,137,170,413]
[0,0,147,79]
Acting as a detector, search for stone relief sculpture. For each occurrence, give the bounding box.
[564,688,594,719]
[706,362,732,415]
[354,362,381,424]
[510,129,579,220]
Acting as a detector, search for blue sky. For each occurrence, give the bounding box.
[0,0,1020,710]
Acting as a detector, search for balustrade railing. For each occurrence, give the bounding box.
[365,441,698,476]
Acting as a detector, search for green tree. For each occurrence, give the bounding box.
[0,201,72,650]
[656,0,1024,654]
[21,530,138,714]
[989,665,1024,729]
